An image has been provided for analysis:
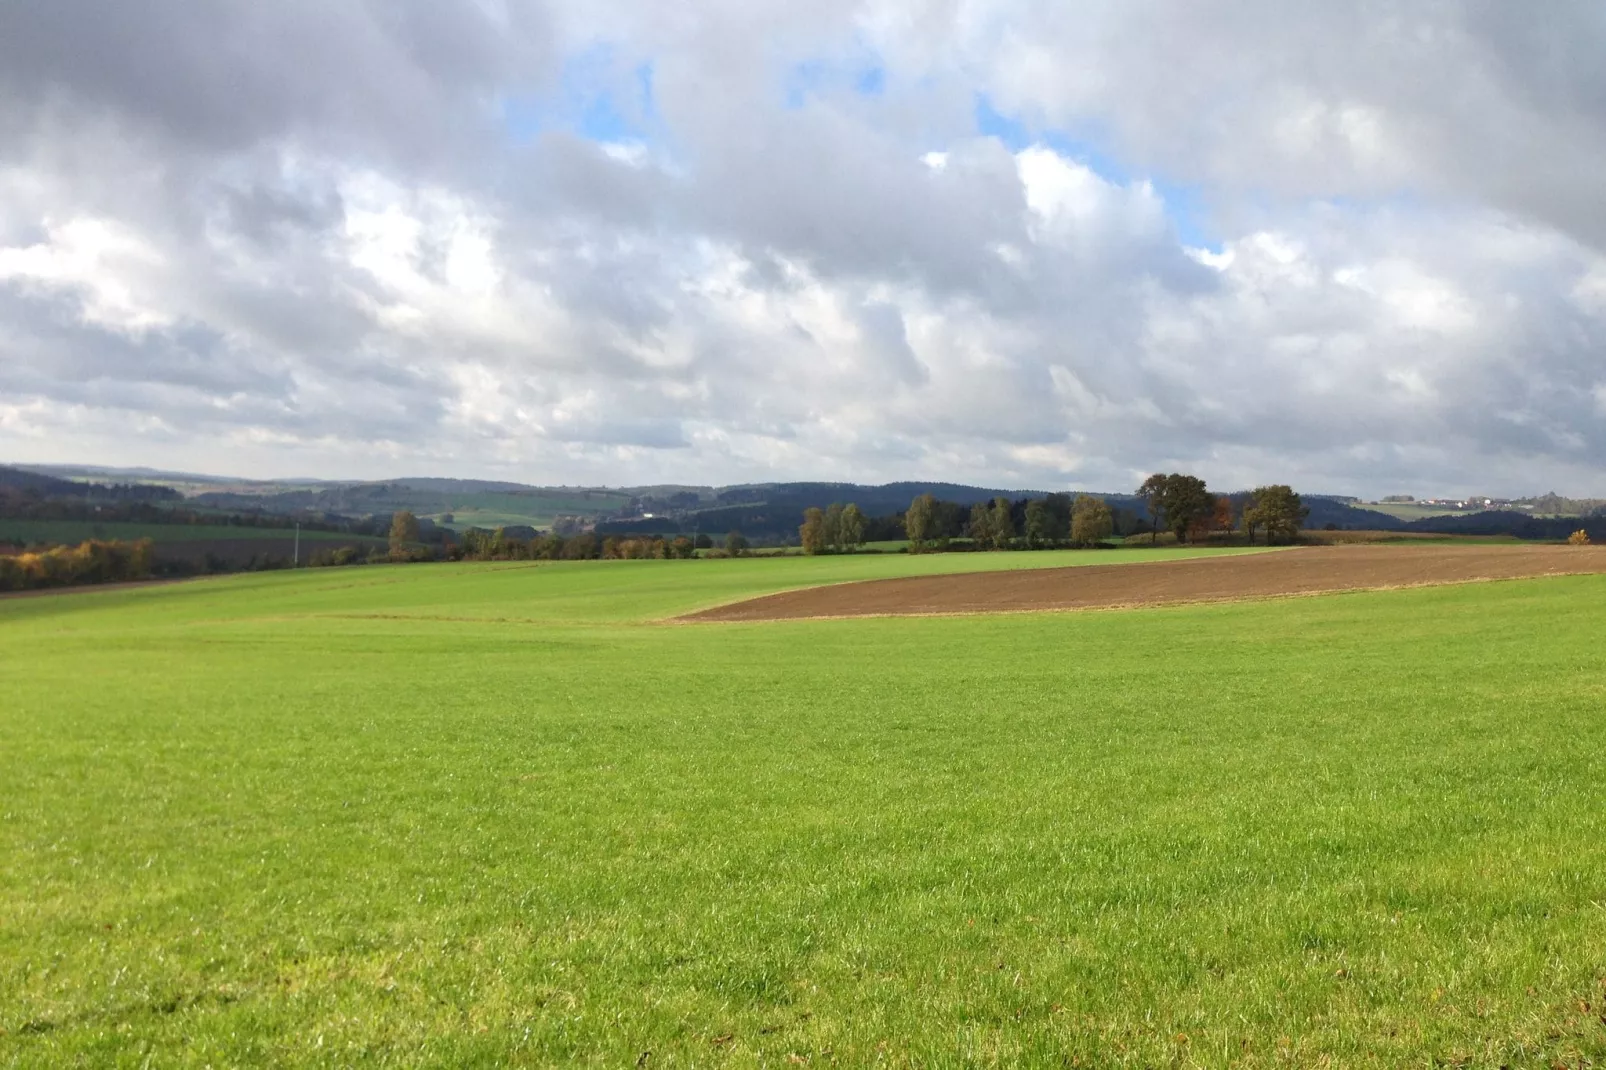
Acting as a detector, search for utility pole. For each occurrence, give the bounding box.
[294,522,300,567]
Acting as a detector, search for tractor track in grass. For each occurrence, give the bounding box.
[679,543,1606,622]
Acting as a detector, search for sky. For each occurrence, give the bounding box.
[2,2,1606,497]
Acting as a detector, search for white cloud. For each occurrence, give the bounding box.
[0,217,174,332]
[1,1,1605,495]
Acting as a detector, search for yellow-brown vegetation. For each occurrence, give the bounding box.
[0,538,155,591]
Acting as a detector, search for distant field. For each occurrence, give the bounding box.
[419,490,632,531]
[690,544,1606,620]
[3,547,1605,1065]
[424,509,575,532]
[1305,529,1528,544]
[1359,502,1477,521]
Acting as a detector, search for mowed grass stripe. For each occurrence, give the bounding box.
[2,558,1604,1066]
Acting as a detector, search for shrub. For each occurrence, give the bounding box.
[1568,529,1591,546]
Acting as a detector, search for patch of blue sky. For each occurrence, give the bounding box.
[502,45,658,148]
[783,52,887,108]
[974,94,1222,252]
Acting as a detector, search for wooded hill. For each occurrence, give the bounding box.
[6,465,1601,545]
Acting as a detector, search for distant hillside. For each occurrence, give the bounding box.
[1401,510,1606,540]
[599,482,1053,538]
[10,463,1598,543]
[1303,499,1406,530]
[0,465,183,503]
[0,465,84,496]
[191,480,634,531]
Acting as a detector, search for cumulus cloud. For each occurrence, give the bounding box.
[0,0,1604,495]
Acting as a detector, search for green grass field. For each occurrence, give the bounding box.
[1359,502,1473,521]
[3,548,1604,1066]
[419,489,634,532]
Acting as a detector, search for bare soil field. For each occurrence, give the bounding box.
[683,544,1606,622]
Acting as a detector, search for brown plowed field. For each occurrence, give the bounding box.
[682,544,1606,622]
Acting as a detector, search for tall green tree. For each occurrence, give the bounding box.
[388,510,420,559]
[799,507,827,554]
[1024,499,1051,548]
[1070,494,1114,546]
[724,530,748,555]
[1041,493,1072,543]
[1245,485,1307,545]
[840,503,866,550]
[969,500,994,549]
[1137,473,1167,544]
[991,497,1016,549]
[905,493,935,551]
[1160,474,1214,543]
[824,502,845,551]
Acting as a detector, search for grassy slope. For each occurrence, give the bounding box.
[2,550,1604,1067]
[415,489,632,531]
[1360,502,1473,521]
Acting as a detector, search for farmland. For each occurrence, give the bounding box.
[4,548,1605,1066]
[1357,502,1472,521]
[690,543,1606,620]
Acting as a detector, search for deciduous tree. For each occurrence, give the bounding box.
[823,502,845,551]
[990,497,1015,549]
[800,507,827,554]
[388,510,420,559]
[1245,485,1307,545]
[1024,499,1050,548]
[1160,474,1214,543]
[1041,493,1072,543]
[969,501,994,549]
[840,503,866,550]
[1138,473,1167,545]
[1071,494,1114,546]
[906,493,935,551]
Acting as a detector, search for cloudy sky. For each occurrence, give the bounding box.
[3,2,1605,495]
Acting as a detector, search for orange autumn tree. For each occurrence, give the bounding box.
[1188,496,1235,542]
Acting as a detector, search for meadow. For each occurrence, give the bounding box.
[3,547,1604,1067]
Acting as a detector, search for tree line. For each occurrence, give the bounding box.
[0,488,431,542]
[799,503,867,554]
[307,512,755,567]
[881,478,1308,554]
[0,539,155,591]
[1133,473,1305,545]
[901,492,1118,551]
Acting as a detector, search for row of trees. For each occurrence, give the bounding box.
[903,492,1117,552]
[1241,485,1308,545]
[0,539,155,591]
[799,503,867,554]
[896,479,1308,554]
[354,513,754,567]
[449,528,749,561]
[1136,475,1307,545]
